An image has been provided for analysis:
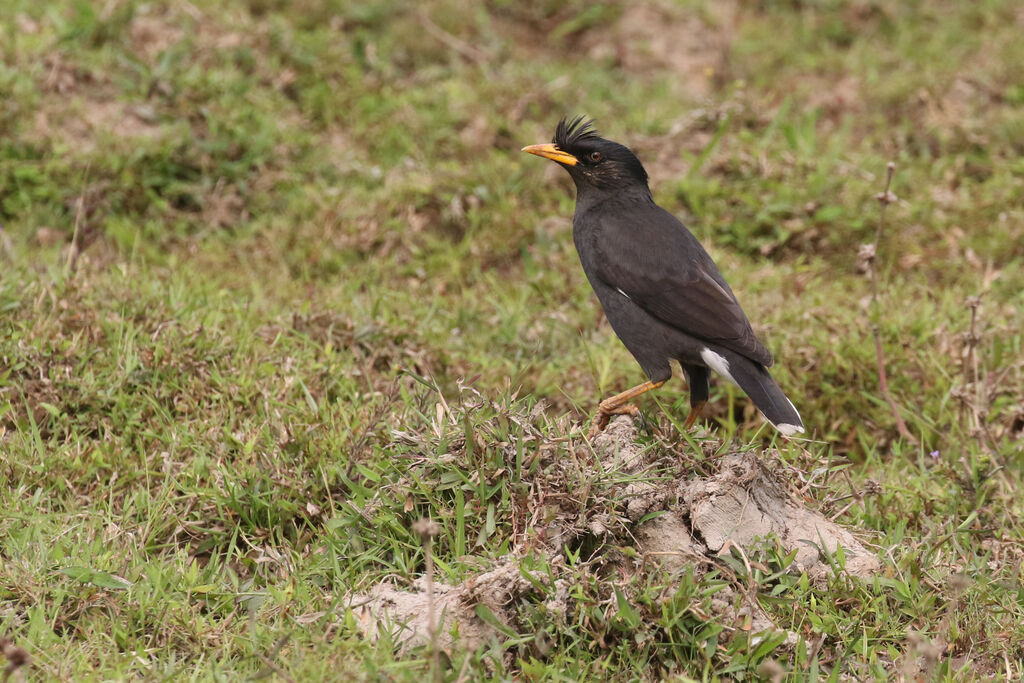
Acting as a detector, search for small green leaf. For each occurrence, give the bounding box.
[474,603,517,638]
[58,566,133,590]
[39,402,62,417]
[614,586,640,628]
[485,502,495,536]
[297,379,319,416]
[355,464,381,482]
[57,566,93,582]
[89,572,133,590]
[750,630,787,661]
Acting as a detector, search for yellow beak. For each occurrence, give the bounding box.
[521,143,578,166]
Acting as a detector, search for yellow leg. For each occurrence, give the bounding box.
[589,380,666,438]
[682,400,707,430]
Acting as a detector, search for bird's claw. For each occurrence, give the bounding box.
[588,403,640,439]
[587,416,608,440]
[682,400,707,431]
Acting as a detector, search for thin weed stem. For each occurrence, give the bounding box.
[866,162,916,444]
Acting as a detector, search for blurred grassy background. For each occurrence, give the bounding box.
[1,0,1023,679]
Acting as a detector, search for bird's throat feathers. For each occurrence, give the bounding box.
[571,176,652,216]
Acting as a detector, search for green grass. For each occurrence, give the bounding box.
[2,0,1023,679]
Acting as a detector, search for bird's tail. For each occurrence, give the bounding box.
[715,348,804,436]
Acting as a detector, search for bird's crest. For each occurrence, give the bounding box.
[553,115,600,149]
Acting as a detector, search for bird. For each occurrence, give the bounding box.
[522,116,804,438]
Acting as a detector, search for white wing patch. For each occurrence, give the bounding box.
[699,347,737,386]
[616,287,631,300]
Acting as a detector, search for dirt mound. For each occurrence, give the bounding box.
[350,558,538,652]
[351,416,879,652]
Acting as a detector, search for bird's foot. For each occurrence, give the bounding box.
[588,403,639,439]
[682,400,707,430]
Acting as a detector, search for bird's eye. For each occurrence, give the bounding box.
[588,151,603,162]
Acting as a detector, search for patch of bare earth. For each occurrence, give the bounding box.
[29,4,267,155]
[127,2,254,60]
[581,1,739,98]
[350,414,880,657]
[128,7,186,60]
[31,53,163,153]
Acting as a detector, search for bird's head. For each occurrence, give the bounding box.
[522,116,649,192]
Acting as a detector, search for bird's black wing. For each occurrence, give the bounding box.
[591,204,774,367]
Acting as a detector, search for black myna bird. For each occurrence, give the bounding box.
[523,116,804,438]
